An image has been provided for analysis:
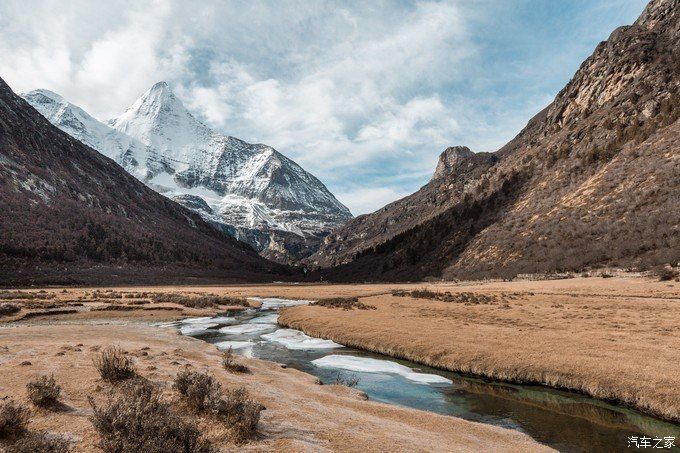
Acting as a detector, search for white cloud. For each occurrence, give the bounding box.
[336,187,411,216]
[0,0,649,214]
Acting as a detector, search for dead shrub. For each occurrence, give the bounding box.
[93,346,136,382]
[654,266,679,282]
[0,303,20,317]
[10,431,71,453]
[173,370,221,412]
[173,371,261,443]
[222,348,250,374]
[26,375,61,408]
[0,398,30,439]
[212,387,261,443]
[89,379,212,453]
[334,374,360,388]
[311,297,376,310]
[393,289,498,304]
[151,294,248,309]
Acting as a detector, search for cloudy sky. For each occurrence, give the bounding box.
[0,0,648,214]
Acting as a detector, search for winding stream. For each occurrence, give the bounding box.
[167,298,680,453]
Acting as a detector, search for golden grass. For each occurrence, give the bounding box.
[278,277,680,423]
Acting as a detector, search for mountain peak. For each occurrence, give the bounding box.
[432,146,473,180]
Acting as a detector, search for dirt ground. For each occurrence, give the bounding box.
[0,287,549,452]
[275,276,680,423]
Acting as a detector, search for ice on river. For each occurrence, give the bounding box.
[246,313,279,324]
[180,323,218,335]
[312,355,452,384]
[261,329,343,350]
[250,297,312,310]
[218,323,277,334]
[214,340,253,350]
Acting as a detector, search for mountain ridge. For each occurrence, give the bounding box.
[311,0,679,280]
[0,76,289,285]
[23,83,352,263]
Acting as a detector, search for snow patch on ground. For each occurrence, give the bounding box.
[312,355,452,384]
[261,329,343,350]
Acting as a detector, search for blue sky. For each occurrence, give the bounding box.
[0,0,648,214]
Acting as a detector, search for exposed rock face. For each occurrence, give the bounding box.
[0,77,288,285]
[308,145,498,268]
[312,0,680,281]
[23,83,352,263]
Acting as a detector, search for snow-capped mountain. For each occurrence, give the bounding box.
[22,83,352,262]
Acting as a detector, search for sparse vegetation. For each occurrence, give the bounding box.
[654,266,679,282]
[0,399,30,439]
[311,297,376,310]
[10,431,71,453]
[0,290,55,301]
[173,370,261,443]
[173,370,221,412]
[222,348,250,374]
[89,379,213,453]
[392,289,499,304]
[93,346,136,382]
[334,374,360,388]
[26,375,61,408]
[151,294,249,309]
[0,303,20,317]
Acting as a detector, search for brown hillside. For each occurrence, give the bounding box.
[312,0,679,281]
[0,77,290,285]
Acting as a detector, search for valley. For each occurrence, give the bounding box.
[1,276,679,452]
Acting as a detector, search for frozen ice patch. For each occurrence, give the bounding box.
[250,297,312,310]
[214,340,253,351]
[180,323,218,335]
[181,316,214,324]
[218,324,277,334]
[247,313,279,324]
[312,355,452,384]
[262,329,343,350]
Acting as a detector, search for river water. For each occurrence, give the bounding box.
[168,298,680,453]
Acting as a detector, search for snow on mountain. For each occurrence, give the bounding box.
[22,83,352,262]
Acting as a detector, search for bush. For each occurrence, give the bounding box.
[93,346,136,382]
[26,375,61,407]
[11,431,71,453]
[173,370,221,412]
[0,399,30,439]
[222,348,250,374]
[311,297,376,310]
[151,294,249,309]
[173,371,261,443]
[212,387,261,443]
[654,266,679,281]
[0,303,20,317]
[89,380,213,453]
[334,374,360,388]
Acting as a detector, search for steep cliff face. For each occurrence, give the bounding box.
[23,83,352,263]
[0,77,288,285]
[314,0,679,281]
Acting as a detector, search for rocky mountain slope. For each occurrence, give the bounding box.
[23,83,351,263]
[312,0,679,281]
[0,76,289,285]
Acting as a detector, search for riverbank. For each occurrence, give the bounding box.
[278,277,680,423]
[0,294,550,452]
